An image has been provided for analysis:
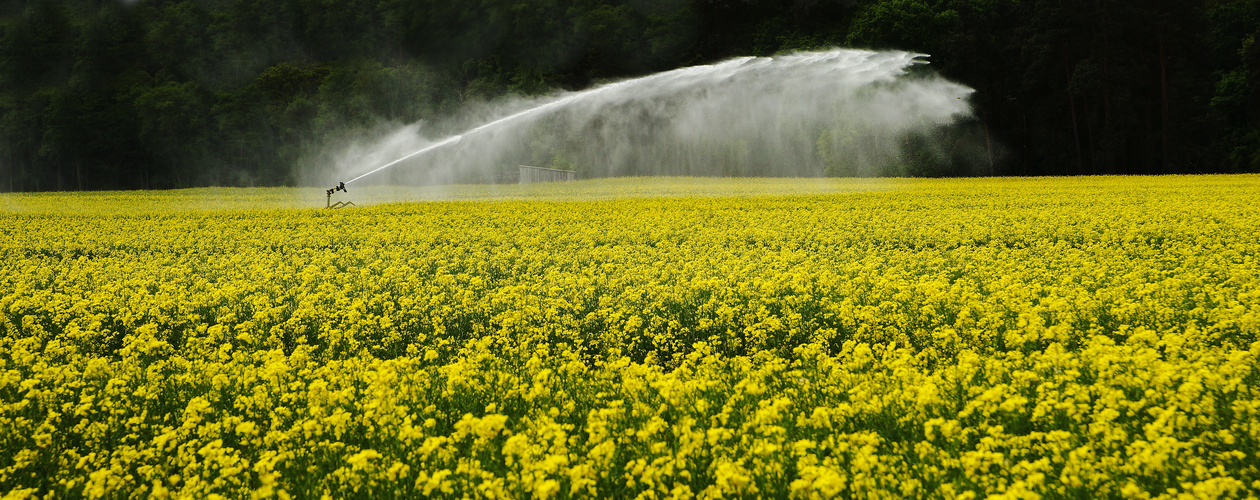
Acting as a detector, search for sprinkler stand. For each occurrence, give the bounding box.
[325,181,354,209]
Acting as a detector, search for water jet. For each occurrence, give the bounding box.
[324,48,975,197]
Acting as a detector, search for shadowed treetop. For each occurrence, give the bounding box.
[1,0,1257,191]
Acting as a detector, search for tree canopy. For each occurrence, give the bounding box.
[2,0,1257,191]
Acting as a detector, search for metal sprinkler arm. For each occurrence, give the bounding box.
[325,181,353,209]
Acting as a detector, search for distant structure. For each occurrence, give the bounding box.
[519,165,576,184]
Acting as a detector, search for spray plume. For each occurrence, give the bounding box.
[325,48,975,187]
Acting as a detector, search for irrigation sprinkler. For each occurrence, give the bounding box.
[325,181,354,209]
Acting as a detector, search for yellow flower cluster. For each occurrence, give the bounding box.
[1,176,1257,499]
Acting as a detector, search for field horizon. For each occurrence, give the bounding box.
[3,174,1256,213]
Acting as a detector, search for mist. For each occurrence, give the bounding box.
[306,49,976,188]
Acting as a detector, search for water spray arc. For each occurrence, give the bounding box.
[323,78,637,200]
[323,48,976,200]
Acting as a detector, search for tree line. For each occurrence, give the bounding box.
[1,0,1257,191]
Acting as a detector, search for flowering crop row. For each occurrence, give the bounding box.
[1,176,1258,499]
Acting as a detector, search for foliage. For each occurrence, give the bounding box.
[1,176,1258,497]
[0,0,1258,189]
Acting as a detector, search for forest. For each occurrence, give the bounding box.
[1,0,1258,191]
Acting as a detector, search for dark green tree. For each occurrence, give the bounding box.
[1,0,1258,192]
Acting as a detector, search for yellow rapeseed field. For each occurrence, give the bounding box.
[1,176,1258,499]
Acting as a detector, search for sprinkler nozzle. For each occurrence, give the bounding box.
[326,181,346,196]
